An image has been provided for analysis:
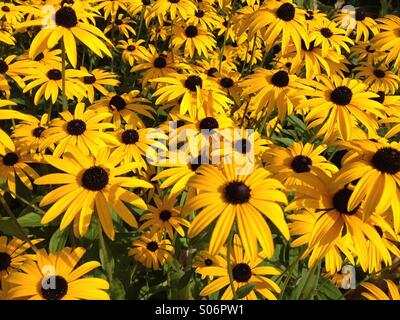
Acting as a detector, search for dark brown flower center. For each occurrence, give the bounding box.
[271,70,289,87]
[40,275,68,300]
[207,67,218,77]
[81,166,109,191]
[320,27,333,38]
[1,5,10,12]
[47,69,62,80]
[291,155,312,173]
[55,6,78,28]
[374,69,385,78]
[220,77,234,89]
[224,181,251,204]
[66,119,86,135]
[185,25,198,38]
[154,56,167,68]
[232,263,252,282]
[371,147,400,174]
[2,152,19,166]
[199,117,218,130]
[0,59,9,74]
[204,258,213,266]
[121,129,139,144]
[355,10,366,21]
[332,188,359,215]
[276,3,295,21]
[33,126,45,138]
[109,95,126,111]
[159,210,172,221]
[195,10,205,18]
[184,75,202,92]
[34,52,44,61]
[146,241,159,252]
[330,86,353,106]
[0,252,11,271]
[83,75,96,84]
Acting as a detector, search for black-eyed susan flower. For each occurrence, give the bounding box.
[152,72,232,118]
[6,247,110,300]
[22,4,112,67]
[130,45,177,86]
[334,139,400,232]
[334,8,378,43]
[264,142,338,188]
[0,236,40,279]
[194,249,226,280]
[117,39,147,66]
[12,113,49,160]
[240,68,304,121]
[0,55,25,88]
[0,140,39,196]
[245,0,308,55]
[354,63,400,94]
[34,145,153,239]
[89,91,154,128]
[104,14,136,39]
[113,124,167,170]
[362,280,400,300]
[349,43,385,65]
[198,235,282,300]
[79,67,120,103]
[96,0,129,20]
[287,172,392,272]
[373,15,400,69]
[297,75,384,141]
[22,64,88,105]
[139,195,190,239]
[40,103,118,156]
[184,163,289,259]
[309,19,353,56]
[172,23,216,59]
[128,232,174,270]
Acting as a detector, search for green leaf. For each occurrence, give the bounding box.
[0,217,26,238]
[99,236,115,276]
[317,278,344,300]
[272,136,293,147]
[110,278,126,300]
[287,114,306,131]
[235,282,256,299]
[17,212,42,227]
[49,229,69,253]
[291,262,321,300]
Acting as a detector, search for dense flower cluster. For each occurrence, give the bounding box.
[0,0,400,300]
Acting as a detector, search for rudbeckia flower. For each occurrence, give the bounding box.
[6,247,110,300]
[0,236,40,279]
[104,14,136,39]
[172,23,216,59]
[297,75,384,141]
[117,39,147,66]
[128,232,174,270]
[264,142,338,188]
[139,195,190,239]
[35,145,153,239]
[40,103,118,156]
[334,139,400,232]
[198,234,282,300]
[22,64,89,105]
[354,63,400,94]
[287,172,392,272]
[89,90,154,128]
[184,163,289,259]
[334,8,378,43]
[245,0,308,55]
[79,67,120,103]
[0,140,39,196]
[130,45,177,86]
[240,68,304,121]
[22,4,112,67]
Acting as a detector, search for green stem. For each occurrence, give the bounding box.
[226,226,237,300]
[136,6,145,40]
[8,105,16,128]
[98,221,113,282]
[47,100,53,123]
[61,40,67,112]
[0,195,38,252]
[219,16,231,72]
[278,251,303,299]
